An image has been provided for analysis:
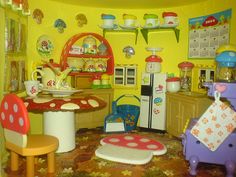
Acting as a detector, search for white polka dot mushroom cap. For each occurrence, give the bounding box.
[23,96,106,112]
[100,134,167,155]
[0,94,30,134]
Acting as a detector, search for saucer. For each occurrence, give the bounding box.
[119,24,139,29]
[160,23,178,28]
[98,24,118,29]
[42,88,83,97]
[141,24,159,29]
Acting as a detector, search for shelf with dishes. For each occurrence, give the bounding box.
[60,32,114,76]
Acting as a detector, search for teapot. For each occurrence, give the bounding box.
[31,59,60,88]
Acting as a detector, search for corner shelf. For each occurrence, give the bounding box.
[60,32,114,76]
[140,27,180,44]
[102,29,139,44]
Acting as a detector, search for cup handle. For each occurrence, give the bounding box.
[31,69,44,80]
[39,83,44,91]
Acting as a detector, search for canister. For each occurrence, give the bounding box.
[178,61,194,91]
[166,77,180,93]
[145,55,162,73]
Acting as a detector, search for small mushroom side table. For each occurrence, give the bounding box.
[24,94,106,153]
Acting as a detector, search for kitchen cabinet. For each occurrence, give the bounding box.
[113,64,137,88]
[60,32,114,76]
[166,92,213,137]
[140,27,180,44]
[74,88,114,129]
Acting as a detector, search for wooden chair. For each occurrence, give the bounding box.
[0,94,59,177]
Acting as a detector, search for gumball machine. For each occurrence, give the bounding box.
[178,61,194,92]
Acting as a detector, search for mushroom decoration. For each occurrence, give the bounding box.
[32,8,44,24]
[54,19,67,33]
[123,46,135,58]
[75,13,87,27]
[95,134,167,164]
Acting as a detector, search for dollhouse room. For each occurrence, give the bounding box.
[0,0,236,176]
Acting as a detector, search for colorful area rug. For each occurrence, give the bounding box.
[3,128,228,177]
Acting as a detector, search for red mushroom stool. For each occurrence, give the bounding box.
[24,95,106,153]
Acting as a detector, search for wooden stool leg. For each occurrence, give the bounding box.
[10,151,19,171]
[34,157,38,164]
[26,156,35,177]
[47,152,55,173]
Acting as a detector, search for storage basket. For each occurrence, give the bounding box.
[115,94,140,131]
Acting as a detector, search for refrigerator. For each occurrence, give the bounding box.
[139,72,167,131]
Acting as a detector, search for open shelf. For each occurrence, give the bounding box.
[102,29,139,44]
[140,27,180,44]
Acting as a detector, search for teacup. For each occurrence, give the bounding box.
[162,12,179,25]
[101,14,116,27]
[143,14,159,27]
[123,14,137,27]
[24,80,42,97]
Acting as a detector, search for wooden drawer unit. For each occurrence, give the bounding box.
[74,88,114,129]
[166,92,213,137]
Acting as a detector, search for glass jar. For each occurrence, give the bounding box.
[215,51,236,82]
[178,61,194,92]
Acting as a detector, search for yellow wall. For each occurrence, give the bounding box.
[26,0,236,133]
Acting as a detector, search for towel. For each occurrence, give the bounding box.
[190,91,236,151]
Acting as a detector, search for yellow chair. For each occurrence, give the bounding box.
[0,94,59,177]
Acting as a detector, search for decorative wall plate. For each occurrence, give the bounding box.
[36,35,54,58]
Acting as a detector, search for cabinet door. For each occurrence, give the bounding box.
[166,97,180,137]
[179,101,196,135]
[75,89,113,130]
[114,67,125,85]
[125,67,136,86]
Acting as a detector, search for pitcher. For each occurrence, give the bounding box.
[31,59,60,88]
